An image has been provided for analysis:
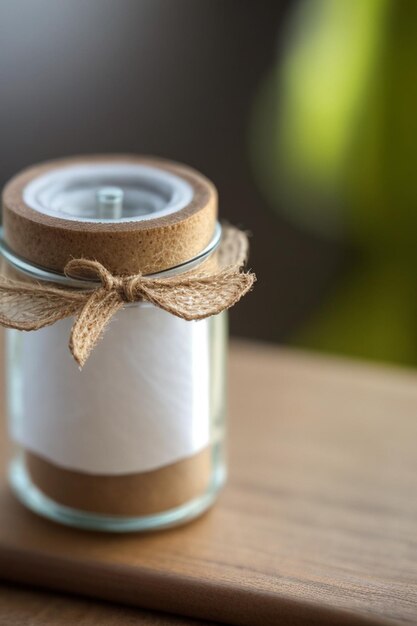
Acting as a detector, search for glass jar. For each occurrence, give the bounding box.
[1,156,228,532]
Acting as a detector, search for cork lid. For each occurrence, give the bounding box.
[2,155,217,275]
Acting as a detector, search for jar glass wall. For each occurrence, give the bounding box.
[6,302,227,532]
[0,155,247,533]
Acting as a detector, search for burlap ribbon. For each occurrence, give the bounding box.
[0,226,255,367]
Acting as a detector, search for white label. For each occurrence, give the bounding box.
[9,306,211,475]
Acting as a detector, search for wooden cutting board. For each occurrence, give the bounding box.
[1,340,417,625]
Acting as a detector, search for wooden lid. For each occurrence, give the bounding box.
[2,155,217,275]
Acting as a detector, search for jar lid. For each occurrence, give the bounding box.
[2,155,217,275]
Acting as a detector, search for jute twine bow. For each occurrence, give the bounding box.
[0,226,255,367]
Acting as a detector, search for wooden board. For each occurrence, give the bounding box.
[0,583,215,625]
[1,340,417,625]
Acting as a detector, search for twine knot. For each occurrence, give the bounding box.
[0,226,256,367]
[65,259,143,303]
[118,276,142,302]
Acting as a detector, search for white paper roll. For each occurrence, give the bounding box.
[8,305,211,475]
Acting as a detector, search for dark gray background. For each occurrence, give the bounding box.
[0,0,341,343]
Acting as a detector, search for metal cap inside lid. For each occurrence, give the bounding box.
[23,162,194,223]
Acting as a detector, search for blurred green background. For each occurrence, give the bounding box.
[1,0,416,366]
[252,0,417,365]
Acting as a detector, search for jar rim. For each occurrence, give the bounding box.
[0,222,222,289]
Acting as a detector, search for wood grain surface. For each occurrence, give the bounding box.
[1,339,417,625]
[0,583,216,626]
